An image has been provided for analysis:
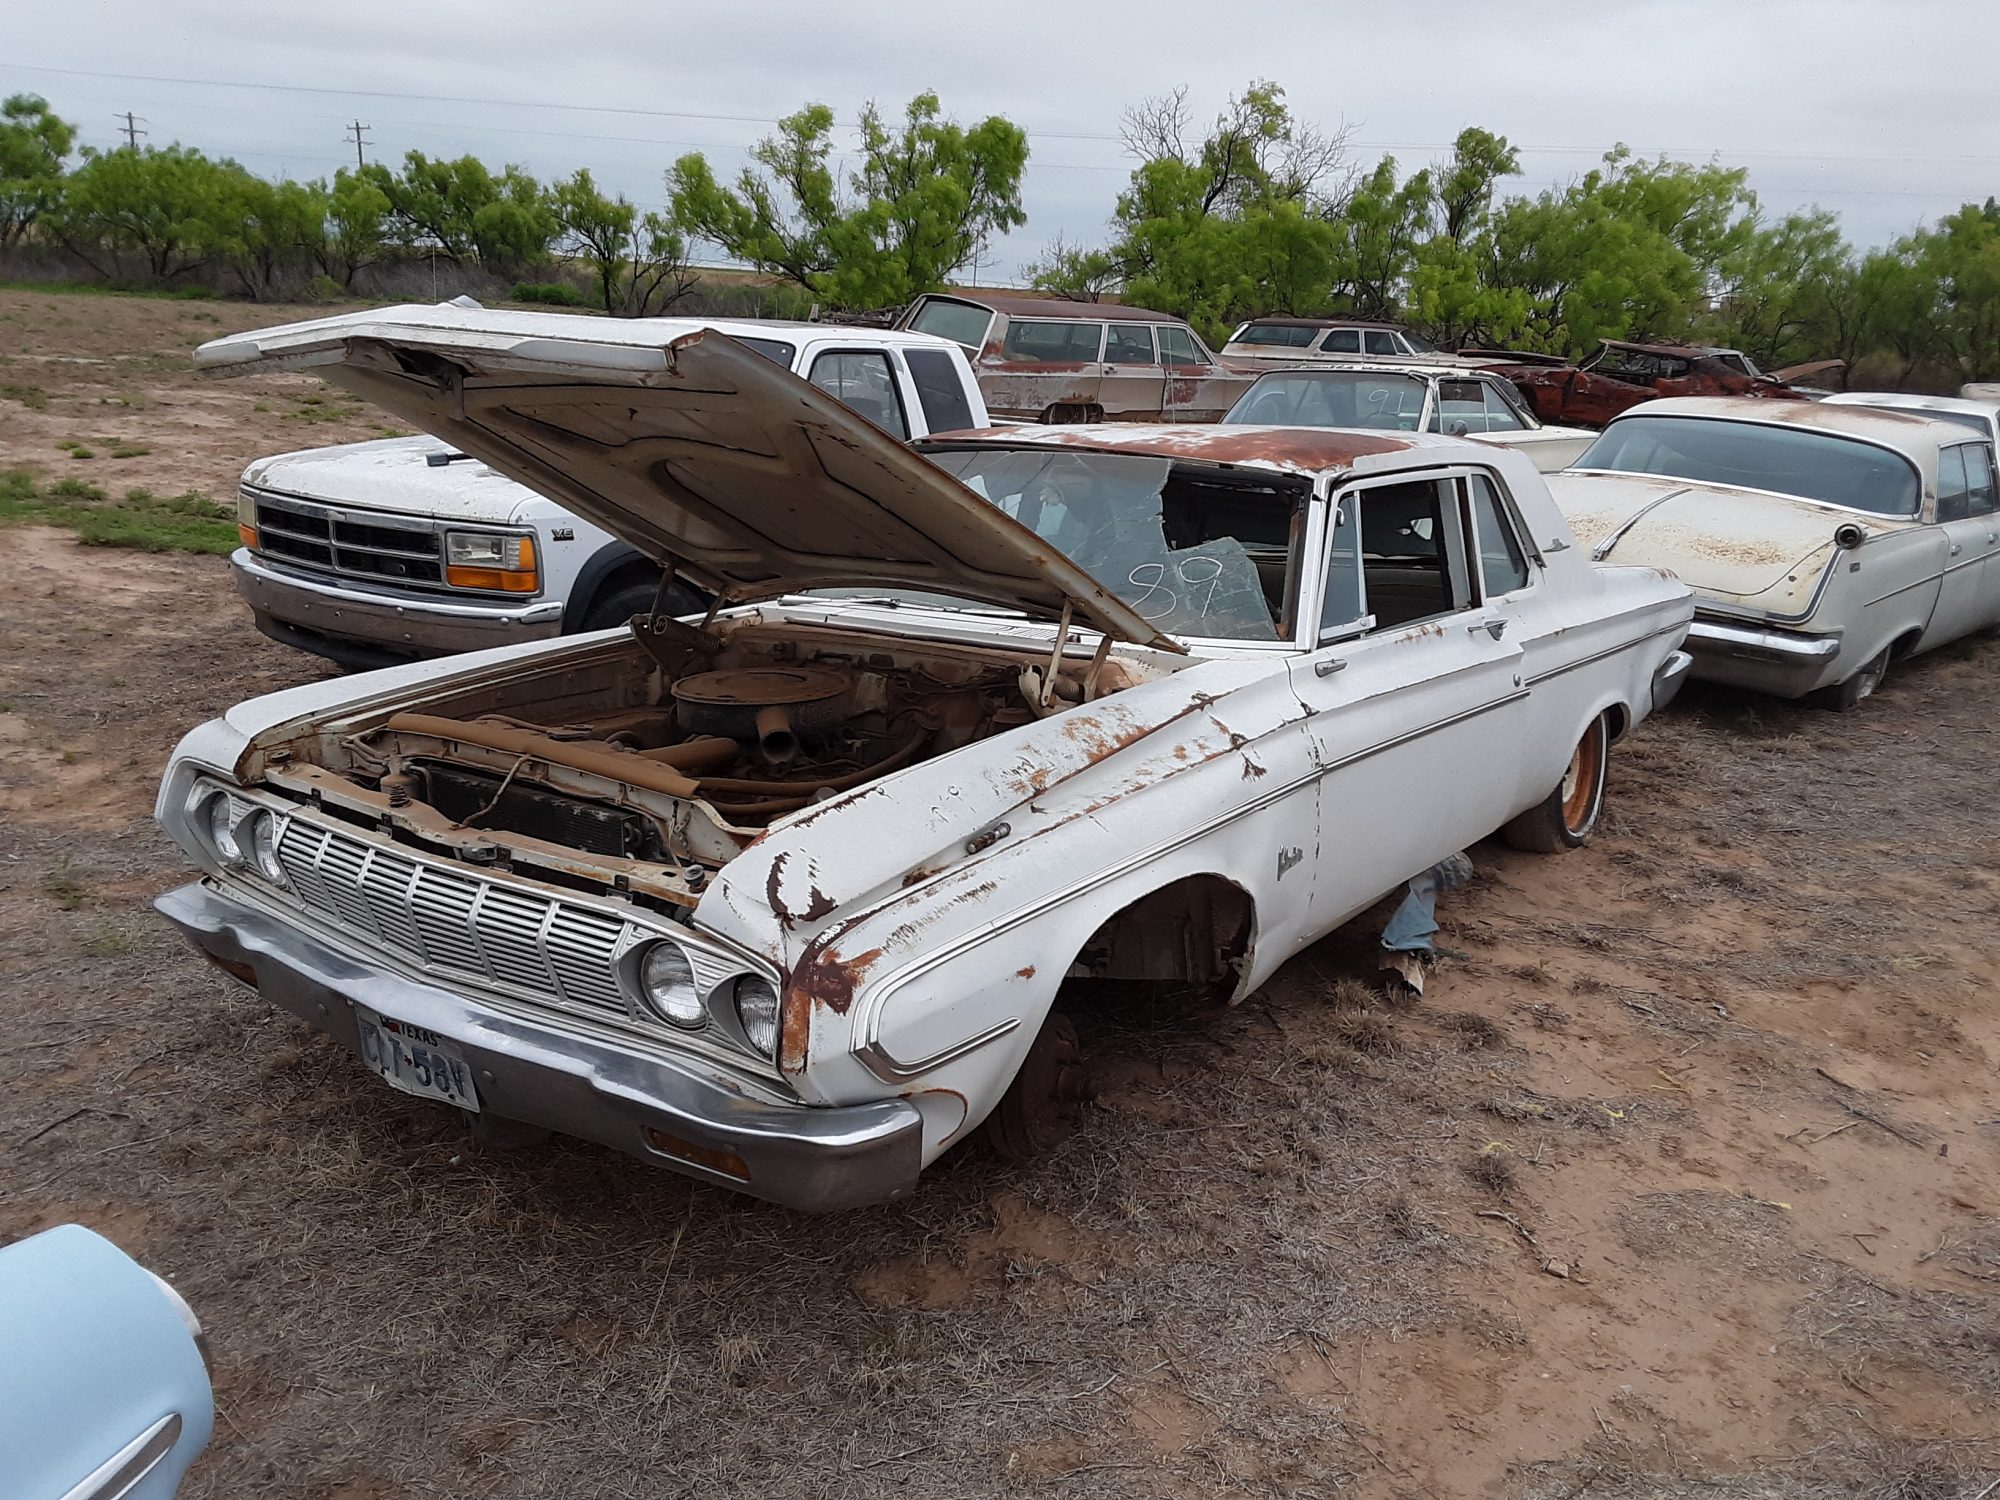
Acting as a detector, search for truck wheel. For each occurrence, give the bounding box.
[1813,645,1889,713]
[578,578,703,633]
[1501,712,1609,853]
[980,1011,1093,1163]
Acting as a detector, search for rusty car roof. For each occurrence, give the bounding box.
[917,292,1181,325]
[917,422,1442,477]
[1607,396,1976,459]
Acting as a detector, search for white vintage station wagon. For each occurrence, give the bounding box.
[156,309,1691,1210]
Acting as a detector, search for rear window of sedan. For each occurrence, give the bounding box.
[1223,371,1429,431]
[1577,415,1921,516]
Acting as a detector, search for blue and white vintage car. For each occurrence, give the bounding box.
[155,308,1691,1210]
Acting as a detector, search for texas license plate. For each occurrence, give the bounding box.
[355,1006,480,1113]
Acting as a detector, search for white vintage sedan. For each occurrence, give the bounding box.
[156,308,1691,1210]
[1551,396,2000,709]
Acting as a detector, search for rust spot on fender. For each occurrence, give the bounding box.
[1016,965,1037,979]
[792,941,885,1015]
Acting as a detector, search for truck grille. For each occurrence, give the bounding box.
[276,817,634,1021]
[247,488,448,587]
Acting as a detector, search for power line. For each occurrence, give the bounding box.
[345,119,370,168]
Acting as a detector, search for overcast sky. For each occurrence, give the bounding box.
[8,0,1998,281]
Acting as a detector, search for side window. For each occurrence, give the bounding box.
[902,347,976,434]
[1104,324,1157,365]
[1363,330,1398,357]
[1936,447,1972,523]
[808,351,909,440]
[1435,380,1491,435]
[1322,329,1362,354]
[1963,444,1998,516]
[1467,474,1532,596]
[1157,326,1202,367]
[1352,478,1473,630]
[1000,320,1103,363]
[1320,491,1366,639]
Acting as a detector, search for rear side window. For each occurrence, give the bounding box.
[1001,320,1103,363]
[1158,326,1202,367]
[1104,324,1157,364]
[809,351,908,440]
[907,299,993,351]
[1467,474,1532,596]
[903,348,976,434]
[1363,331,1398,356]
[1321,329,1361,354]
[1237,323,1318,348]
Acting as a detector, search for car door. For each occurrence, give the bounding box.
[1962,441,2000,624]
[1925,443,1997,645]
[1286,471,1529,933]
[1098,323,1166,419]
[1159,324,1233,421]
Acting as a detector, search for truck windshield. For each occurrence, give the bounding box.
[1577,416,1921,516]
[1222,372,1429,432]
[926,448,1307,641]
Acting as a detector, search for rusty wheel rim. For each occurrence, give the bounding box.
[1559,722,1605,834]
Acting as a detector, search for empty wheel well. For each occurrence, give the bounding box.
[1889,628,1925,660]
[1073,874,1255,991]
[1604,702,1631,741]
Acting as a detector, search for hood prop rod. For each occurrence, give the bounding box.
[1040,600,1074,712]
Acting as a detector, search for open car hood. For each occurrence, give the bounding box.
[196,306,1175,647]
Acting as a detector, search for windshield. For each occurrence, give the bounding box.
[1221,371,1429,432]
[1578,415,1922,516]
[926,448,1307,641]
[1234,323,1321,348]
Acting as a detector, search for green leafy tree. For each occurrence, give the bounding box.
[1709,208,1853,369]
[360,151,556,274]
[214,170,327,299]
[1910,203,2000,382]
[670,91,1028,309]
[52,144,235,281]
[314,168,391,289]
[548,168,695,315]
[0,93,77,249]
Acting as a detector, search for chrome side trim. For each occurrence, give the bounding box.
[858,1017,1022,1082]
[58,1412,182,1500]
[1523,619,1689,686]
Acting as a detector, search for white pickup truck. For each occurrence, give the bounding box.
[228,309,990,667]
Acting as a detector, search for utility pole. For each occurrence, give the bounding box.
[345,120,371,169]
[114,112,146,150]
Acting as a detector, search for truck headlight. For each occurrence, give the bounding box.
[733,975,781,1057]
[638,942,706,1028]
[444,531,539,593]
[236,488,258,550]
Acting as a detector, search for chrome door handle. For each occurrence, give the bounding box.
[1314,657,1346,677]
[1469,619,1507,640]
[1950,543,1963,556]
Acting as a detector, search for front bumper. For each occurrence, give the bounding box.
[1684,617,1842,699]
[155,883,923,1212]
[232,549,565,669]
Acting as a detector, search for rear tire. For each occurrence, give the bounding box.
[1501,712,1610,853]
[980,1011,1092,1163]
[578,578,704,633]
[1813,645,1889,713]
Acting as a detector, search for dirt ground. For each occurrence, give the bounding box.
[2,286,1998,1499]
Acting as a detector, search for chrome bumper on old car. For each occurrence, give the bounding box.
[1650,649,1694,711]
[232,549,564,669]
[155,883,923,1211]
[1684,617,1841,698]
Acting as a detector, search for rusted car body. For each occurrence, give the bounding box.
[156,307,1691,1210]
[898,292,1257,424]
[1486,340,1844,428]
[1550,397,2000,708]
[1222,364,1597,472]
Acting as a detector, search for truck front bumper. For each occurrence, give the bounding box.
[155,883,923,1212]
[231,549,565,669]
[1684,617,1842,699]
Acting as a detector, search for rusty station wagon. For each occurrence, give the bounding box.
[899,291,1258,425]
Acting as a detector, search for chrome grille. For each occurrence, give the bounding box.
[245,487,460,591]
[276,818,636,1022]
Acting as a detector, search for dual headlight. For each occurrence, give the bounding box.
[444,530,539,594]
[190,786,288,886]
[635,940,782,1059]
